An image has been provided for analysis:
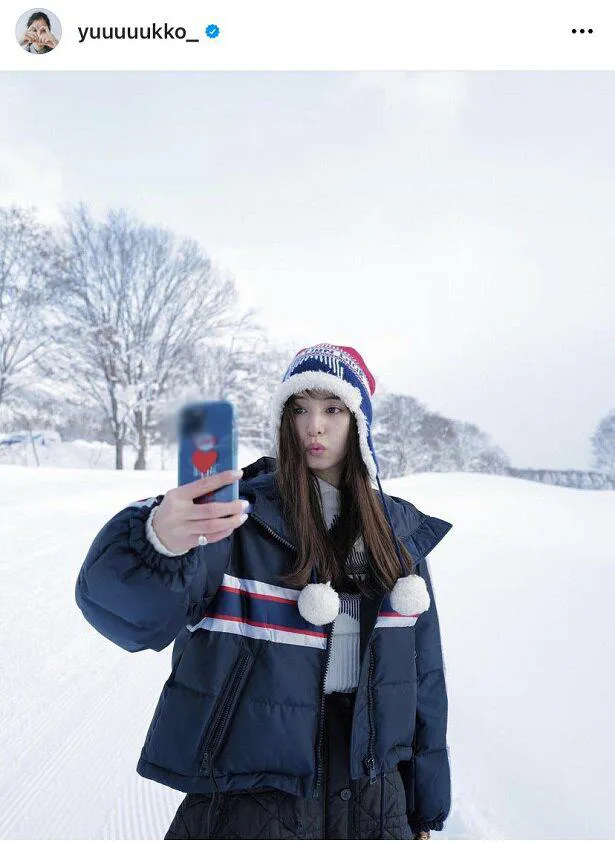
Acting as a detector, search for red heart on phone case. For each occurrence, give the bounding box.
[192,449,218,474]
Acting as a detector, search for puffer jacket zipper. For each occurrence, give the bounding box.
[320,683,330,836]
[199,648,254,775]
[312,623,334,799]
[249,511,296,551]
[363,640,377,784]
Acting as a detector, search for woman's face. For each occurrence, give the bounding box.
[26,18,50,48]
[291,391,351,487]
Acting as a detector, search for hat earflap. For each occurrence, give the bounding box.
[390,573,430,616]
[297,580,340,626]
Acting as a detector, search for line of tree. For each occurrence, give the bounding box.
[1,202,614,482]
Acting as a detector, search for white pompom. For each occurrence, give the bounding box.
[390,573,430,616]
[297,580,340,625]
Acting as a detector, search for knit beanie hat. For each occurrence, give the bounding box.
[270,342,430,626]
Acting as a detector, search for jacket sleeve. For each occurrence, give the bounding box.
[75,495,231,653]
[400,555,451,835]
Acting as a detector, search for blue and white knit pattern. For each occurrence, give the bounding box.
[282,343,371,395]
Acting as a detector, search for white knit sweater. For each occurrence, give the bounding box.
[145,475,366,693]
[314,475,364,693]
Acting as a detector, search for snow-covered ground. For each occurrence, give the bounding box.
[0,432,180,472]
[0,447,613,839]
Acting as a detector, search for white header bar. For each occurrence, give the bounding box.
[1,0,615,71]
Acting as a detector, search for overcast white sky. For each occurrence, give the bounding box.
[1,72,613,471]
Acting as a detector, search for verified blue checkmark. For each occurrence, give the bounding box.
[205,24,220,39]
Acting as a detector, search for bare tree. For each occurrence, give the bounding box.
[0,205,56,415]
[591,409,615,477]
[232,338,297,455]
[48,204,237,469]
[420,411,462,472]
[188,310,264,400]
[173,325,294,456]
[451,419,510,473]
[372,393,429,478]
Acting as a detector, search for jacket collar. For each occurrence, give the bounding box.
[238,456,453,554]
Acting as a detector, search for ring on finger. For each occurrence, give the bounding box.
[198,534,208,546]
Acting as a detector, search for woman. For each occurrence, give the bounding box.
[19,11,59,53]
[75,343,453,839]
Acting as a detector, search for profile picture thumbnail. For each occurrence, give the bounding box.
[16,8,62,54]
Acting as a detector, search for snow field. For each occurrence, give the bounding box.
[0,460,613,838]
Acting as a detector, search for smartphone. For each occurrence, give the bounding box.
[177,400,238,505]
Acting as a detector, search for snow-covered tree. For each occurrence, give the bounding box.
[371,393,429,478]
[590,409,615,477]
[450,420,510,473]
[419,411,460,472]
[370,391,510,478]
[231,338,297,455]
[158,331,294,457]
[0,205,57,417]
[46,204,237,469]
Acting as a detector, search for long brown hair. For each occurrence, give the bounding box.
[275,388,415,597]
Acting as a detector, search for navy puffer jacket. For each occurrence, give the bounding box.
[75,457,453,837]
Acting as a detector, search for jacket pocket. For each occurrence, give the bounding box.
[198,645,255,776]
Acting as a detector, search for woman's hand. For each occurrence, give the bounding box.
[38,27,58,48]
[152,469,248,555]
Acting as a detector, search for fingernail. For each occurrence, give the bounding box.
[233,469,243,478]
[241,499,250,512]
[240,513,248,523]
